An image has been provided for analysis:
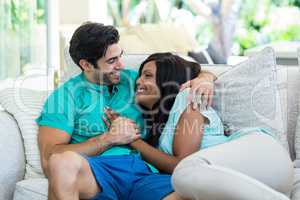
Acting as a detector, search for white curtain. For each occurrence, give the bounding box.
[0,0,46,80]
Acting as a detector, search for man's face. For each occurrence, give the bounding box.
[92,43,124,85]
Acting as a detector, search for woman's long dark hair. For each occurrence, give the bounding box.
[138,52,201,147]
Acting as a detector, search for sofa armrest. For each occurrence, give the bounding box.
[0,111,25,200]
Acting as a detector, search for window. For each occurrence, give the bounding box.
[0,0,46,80]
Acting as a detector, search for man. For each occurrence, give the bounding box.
[37,22,216,200]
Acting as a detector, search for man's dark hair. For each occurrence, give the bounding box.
[69,22,120,70]
[138,53,201,147]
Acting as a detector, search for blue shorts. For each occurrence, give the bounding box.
[84,154,173,200]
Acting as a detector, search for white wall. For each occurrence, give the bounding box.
[59,0,108,25]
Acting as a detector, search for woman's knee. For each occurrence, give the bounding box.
[172,155,209,198]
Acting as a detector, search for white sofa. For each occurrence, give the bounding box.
[1,54,300,200]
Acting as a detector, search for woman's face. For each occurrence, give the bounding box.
[135,61,161,109]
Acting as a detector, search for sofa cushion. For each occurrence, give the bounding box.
[0,88,49,179]
[13,178,48,200]
[212,47,289,150]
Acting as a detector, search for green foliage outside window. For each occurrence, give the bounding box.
[235,0,300,55]
[108,0,300,56]
[5,0,45,31]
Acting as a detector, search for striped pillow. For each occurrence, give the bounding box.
[0,88,49,179]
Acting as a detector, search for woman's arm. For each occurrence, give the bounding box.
[131,104,205,173]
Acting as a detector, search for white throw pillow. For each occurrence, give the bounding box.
[212,47,289,150]
[0,88,49,178]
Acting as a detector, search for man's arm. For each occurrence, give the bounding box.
[37,126,115,176]
[198,70,217,81]
[180,70,217,108]
[38,117,140,177]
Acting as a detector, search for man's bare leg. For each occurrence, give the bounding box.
[47,151,100,200]
[48,185,58,200]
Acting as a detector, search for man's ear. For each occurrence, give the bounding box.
[79,59,93,72]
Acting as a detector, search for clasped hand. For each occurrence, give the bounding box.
[102,108,140,145]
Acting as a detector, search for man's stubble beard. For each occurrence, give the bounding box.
[93,70,114,85]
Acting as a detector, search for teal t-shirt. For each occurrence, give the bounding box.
[36,69,145,156]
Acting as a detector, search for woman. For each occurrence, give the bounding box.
[106,52,293,200]
[131,52,229,173]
